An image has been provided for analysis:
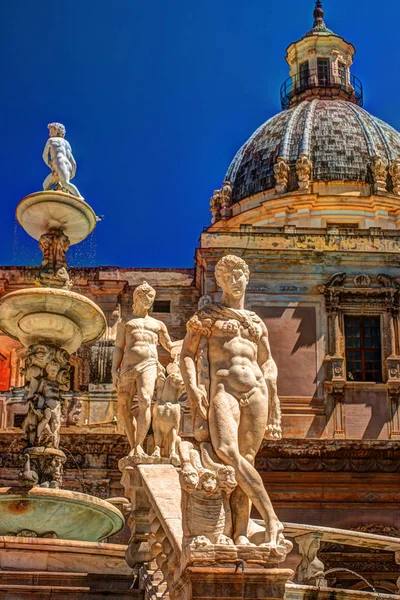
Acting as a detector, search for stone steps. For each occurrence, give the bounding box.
[0,571,143,599]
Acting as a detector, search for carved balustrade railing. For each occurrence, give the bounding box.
[255,520,400,594]
[121,462,400,598]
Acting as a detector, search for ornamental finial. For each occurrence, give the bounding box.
[307,0,332,35]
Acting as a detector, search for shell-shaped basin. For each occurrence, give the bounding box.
[16,190,97,245]
[0,487,124,542]
[0,288,106,354]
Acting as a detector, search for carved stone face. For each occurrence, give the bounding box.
[217,466,237,493]
[201,472,217,495]
[180,467,199,492]
[217,267,248,299]
[46,360,61,380]
[30,344,53,368]
[134,288,156,312]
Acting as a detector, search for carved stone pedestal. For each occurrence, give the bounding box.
[172,566,293,600]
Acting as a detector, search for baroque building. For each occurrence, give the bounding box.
[1,2,400,597]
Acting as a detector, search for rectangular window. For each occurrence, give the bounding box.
[299,61,309,91]
[338,62,347,87]
[345,315,382,382]
[152,300,171,313]
[317,58,330,86]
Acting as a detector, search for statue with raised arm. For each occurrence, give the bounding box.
[180,255,291,557]
[42,122,82,198]
[112,281,180,458]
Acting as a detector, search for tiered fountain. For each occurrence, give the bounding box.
[0,122,124,542]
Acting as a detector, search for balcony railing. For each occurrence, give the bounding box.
[280,69,363,110]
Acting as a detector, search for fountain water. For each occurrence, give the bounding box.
[0,122,124,542]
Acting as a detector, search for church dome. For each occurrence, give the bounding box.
[226,99,400,204]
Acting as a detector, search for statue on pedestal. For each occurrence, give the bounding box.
[42,122,82,198]
[112,281,181,458]
[180,255,290,556]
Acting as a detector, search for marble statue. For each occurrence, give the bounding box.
[112,281,180,458]
[180,255,290,555]
[42,122,82,198]
[273,156,290,194]
[19,343,70,488]
[151,344,185,465]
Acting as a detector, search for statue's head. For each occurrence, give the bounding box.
[217,465,237,494]
[200,470,218,495]
[179,464,199,492]
[45,359,61,380]
[48,122,66,138]
[215,255,250,299]
[133,281,156,312]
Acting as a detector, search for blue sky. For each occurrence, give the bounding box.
[1,0,399,268]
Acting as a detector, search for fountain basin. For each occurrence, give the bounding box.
[0,487,124,542]
[16,190,97,245]
[0,288,106,354]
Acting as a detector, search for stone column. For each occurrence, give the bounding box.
[172,566,293,600]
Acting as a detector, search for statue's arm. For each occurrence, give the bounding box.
[180,328,208,419]
[112,319,126,386]
[158,321,182,354]
[257,320,278,387]
[66,143,77,178]
[42,140,50,167]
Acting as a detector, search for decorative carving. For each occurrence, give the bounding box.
[180,255,291,557]
[294,532,326,586]
[326,272,346,288]
[210,181,233,223]
[210,189,221,224]
[151,345,185,465]
[378,273,400,289]
[42,122,82,197]
[273,156,290,194]
[389,158,400,195]
[296,152,313,190]
[220,180,233,220]
[371,154,387,193]
[21,343,70,449]
[6,529,58,538]
[179,440,237,547]
[63,396,83,426]
[81,478,110,499]
[353,273,371,288]
[112,281,181,459]
[16,343,70,488]
[38,229,71,289]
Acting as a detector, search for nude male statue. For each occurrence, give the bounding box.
[112,281,180,458]
[42,122,82,198]
[180,255,287,553]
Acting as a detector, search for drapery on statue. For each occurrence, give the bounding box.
[42,122,82,198]
[180,255,289,555]
[112,281,181,458]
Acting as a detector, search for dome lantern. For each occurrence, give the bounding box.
[281,1,363,110]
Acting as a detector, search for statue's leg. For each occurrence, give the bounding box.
[117,382,136,451]
[43,173,55,191]
[151,414,162,457]
[58,165,82,197]
[135,367,157,455]
[209,387,283,549]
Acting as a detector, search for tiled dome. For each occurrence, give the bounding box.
[226,99,400,203]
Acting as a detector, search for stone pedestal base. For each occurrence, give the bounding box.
[172,566,293,600]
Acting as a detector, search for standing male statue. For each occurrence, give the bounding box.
[112,281,179,458]
[180,255,287,553]
[42,122,82,198]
